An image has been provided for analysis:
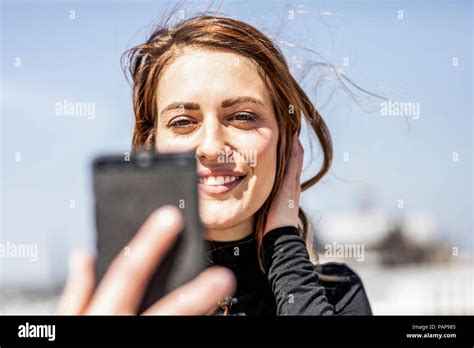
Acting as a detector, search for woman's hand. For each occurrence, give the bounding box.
[264,133,304,235]
[56,206,236,315]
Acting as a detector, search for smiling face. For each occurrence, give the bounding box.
[155,47,279,241]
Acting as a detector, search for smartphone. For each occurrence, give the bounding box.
[92,151,205,313]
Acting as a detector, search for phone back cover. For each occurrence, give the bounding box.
[93,152,205,313]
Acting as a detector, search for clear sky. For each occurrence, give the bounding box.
[1,0,472,287]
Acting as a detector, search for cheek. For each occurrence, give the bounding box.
[236,127,278,214]
[251,134,278,193]
[155,127,193,153]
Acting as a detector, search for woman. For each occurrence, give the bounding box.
[57,15,372,316]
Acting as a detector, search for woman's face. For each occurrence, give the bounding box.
[155,47,279,240]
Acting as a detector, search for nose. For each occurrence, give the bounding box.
[195,116,228,163]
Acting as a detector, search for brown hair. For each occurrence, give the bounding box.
[123,15,333,270]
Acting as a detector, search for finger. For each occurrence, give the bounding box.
[143,267,236,315]
[56,249,95,315]
[293,138,303,210]
[288,134,303,186]
[296,138,304,182]
[285,134,300,179]
[87,206,183,314]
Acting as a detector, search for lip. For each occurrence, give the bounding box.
[197,167,247,195]
[197,168,246,178]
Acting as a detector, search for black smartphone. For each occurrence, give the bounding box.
[92,150,205,313]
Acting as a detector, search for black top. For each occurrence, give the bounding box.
[203,226,372,315]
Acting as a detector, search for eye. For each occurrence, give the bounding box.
[168,117,196,128]
[229,112,259,122]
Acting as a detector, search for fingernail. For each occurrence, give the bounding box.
[157,206,181,228]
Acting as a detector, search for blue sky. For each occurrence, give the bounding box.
[1,0,472,287]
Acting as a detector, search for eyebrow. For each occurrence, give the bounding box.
[160,96,265,115]
[221,96,265,108]
[161,102,200,114]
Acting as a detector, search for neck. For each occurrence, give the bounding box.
[204,216,255,242]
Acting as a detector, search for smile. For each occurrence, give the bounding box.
[197,172,247,195]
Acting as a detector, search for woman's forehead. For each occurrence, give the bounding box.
[156,47,272,105]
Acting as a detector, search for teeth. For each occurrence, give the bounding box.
[199,176,241,186]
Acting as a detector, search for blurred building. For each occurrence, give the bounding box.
[313,209,454,264]
[312,208,473,314]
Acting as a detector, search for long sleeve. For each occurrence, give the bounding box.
[262,226,334,315]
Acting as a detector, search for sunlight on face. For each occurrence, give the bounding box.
[155,47,278,240]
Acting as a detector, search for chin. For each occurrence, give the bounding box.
[199,207,239,228]
[199,202,241,229]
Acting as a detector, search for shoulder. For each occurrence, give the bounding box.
[315,262,373,315]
